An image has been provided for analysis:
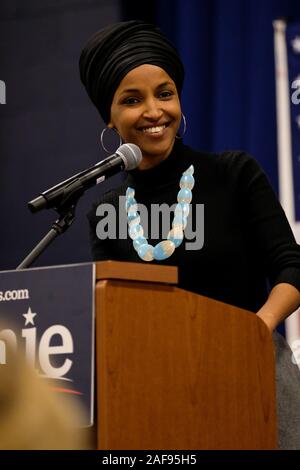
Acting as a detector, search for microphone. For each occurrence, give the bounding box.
[28,143,142,213]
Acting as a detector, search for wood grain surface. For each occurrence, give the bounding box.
[95,279,276,450]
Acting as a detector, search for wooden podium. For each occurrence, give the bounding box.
[94,261,277,450]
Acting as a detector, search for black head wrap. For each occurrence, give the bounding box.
[79,20,184,124]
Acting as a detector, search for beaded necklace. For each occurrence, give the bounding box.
[125,165,194,261]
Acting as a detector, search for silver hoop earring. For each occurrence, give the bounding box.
[100,127,122,154]
[176,113,187,139]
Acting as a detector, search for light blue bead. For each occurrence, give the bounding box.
[180,174,195,190]
[177,188,192,203]
[153,240,175,260]
[167,228,184,247]
[137,243,154,261]
[127,204,138,214]
[129,224,144,240]
[172,215,184,227]
[172,215,187,229]
[125,197,137,211]
[126,187,135,198]
[175,202,190,218]
[133,236,147,250]
[127,211,139,223]
[183,165,194,176]
[128,215,140,227]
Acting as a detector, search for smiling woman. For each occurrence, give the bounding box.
[109,64,181,169]
[79,20,300,449]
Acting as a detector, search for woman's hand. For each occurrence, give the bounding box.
[256,283,300,332]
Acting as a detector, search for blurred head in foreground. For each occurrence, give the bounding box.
[0,339,90,450]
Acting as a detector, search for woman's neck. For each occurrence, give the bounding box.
[138,153,169,170]
[126,139,187,190]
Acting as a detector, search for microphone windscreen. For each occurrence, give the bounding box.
[116,143,142,170]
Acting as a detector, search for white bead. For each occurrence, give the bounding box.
[137,244,154,261]
[128,215,141,227]
[183,165,194,176]
[126,187,135,198]
[129,224,144,240]
[153,240,176,260]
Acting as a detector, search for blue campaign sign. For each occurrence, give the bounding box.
[286,22,300,222]
[0,262,95,426]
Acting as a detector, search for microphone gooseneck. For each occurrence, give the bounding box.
[28,143,142,213]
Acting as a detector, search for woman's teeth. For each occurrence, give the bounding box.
[142,125,166,134]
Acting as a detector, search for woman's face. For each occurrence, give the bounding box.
[109,64,181,170]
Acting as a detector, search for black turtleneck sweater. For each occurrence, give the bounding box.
[88,140,300,313]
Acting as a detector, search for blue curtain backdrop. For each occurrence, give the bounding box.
[0,0,121,270]
[1,0,300,272]
[154,0,300,192]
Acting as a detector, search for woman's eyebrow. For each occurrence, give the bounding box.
[120,88,140,94]
[156,81,174,89]
[119,81,174,96]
